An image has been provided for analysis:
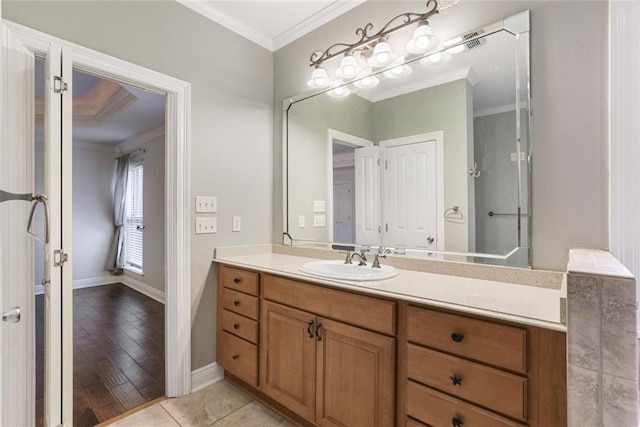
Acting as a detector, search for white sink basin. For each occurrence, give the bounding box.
[299,260,398,281]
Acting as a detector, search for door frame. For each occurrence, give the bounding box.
[2,18,192,423]
[325,129,373,243]
[379,131,445,251]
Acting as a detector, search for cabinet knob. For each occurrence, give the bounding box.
[451,333,464,343]
[232,354,239,360]
[450,374,463,386]
[233,322,240,330]
[233,300,240,306]
[233,278,241,284]
[452,417,464,427]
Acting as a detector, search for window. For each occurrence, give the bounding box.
[124,162,143,273]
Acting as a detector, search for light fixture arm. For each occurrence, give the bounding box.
[309,0,439,67]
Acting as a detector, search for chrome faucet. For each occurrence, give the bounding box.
[350,250,368,266]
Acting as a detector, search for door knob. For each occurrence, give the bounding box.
[2,306,21,323]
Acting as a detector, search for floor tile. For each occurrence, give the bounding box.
[161,381,252,426]
[109,404,178,427]
[210,400,295,427]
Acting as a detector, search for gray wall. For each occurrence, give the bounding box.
[287,92,372,241]
[73,144,116,282]
[3,0,274,370]
[274,1,609,271]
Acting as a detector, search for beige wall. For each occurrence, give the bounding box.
[274,1,609,271]
[3,0,274,370]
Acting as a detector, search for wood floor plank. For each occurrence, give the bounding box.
[36,283,165,426]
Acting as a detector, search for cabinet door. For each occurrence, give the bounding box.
[316,318,395,427]
[260,301,317,421]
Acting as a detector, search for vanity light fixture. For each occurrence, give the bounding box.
[421,49,452,65]
[307,66,331,88]
[352,72,380,89]
[384,57,412,79]
[327,82,351,98]
[437,0,461,10]
[307,0,440,87]
[406,22,439,54]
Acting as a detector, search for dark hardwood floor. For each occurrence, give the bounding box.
[36,283,165,426]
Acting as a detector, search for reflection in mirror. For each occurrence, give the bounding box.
[285,11,530,267]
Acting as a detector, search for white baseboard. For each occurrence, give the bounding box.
[121,275,165,304]
[35,276,116,295]
[191,362,224,393]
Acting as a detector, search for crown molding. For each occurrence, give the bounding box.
[117,125,165,154]
[176,0,274,50]
[175,0,366,52]
[273,0,367,51]
[359,66,477,103]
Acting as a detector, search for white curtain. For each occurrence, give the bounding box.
[105,154,130,274]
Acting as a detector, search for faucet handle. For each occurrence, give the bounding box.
[372,253,386,268]
[344,250,352,264]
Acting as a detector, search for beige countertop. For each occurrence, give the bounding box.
[214,245,567,332]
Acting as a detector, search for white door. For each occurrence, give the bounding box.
[0,27,72,426]
[383,141,438,250]
[354,146,381,246]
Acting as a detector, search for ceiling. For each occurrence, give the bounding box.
[35,58,166,146]
[176,0,366,51]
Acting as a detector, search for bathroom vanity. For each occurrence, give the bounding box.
[214,246,567,427]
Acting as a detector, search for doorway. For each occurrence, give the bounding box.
[1,21,191,426]
[33,60,168,425]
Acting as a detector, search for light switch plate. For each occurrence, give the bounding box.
[510,152,526,162]
[313,215,326,227]
[196,196,217,213]
[195,217,217,234]
[232,216,241,232]
[313,200,326,213]
[298,215,305,228]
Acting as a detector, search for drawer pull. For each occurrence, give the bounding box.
[233,278,241,283]
[307,320,314,338]
[316,323,323,341]
[452,417,464,427]
[232,354,239,360]
[451,333,464,343]
[233,322,240,330]
[233,299,240,306]
[450,374,463,386]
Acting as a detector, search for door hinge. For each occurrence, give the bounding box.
[53,76,68,93]
[54,249,69,267]
[386,223,389,232]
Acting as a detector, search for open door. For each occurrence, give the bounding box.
[0,26,72,426]
[43,44,73,427]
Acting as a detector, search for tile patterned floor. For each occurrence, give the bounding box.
[109,380,295,427]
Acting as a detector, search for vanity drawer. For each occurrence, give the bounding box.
[219,331,258,387]
[222,288,259,320]
[406,381,526,427]
[407,344,527,420]
[263,274,396,335]
[220,265,259,296]
[405,418,427,427]
[222,309,259,344]
[407,306,527,373]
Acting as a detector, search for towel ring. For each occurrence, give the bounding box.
[444,206,464,220]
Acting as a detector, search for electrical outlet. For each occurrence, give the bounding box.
[298,215,305,228]
[196,196,217,213]
[313,215,326,227]
[313,200,326,213]
[232,216,241,232]
[195,217,217,234]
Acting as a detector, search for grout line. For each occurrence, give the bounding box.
[205,399,256,427]
[158,403,182,426]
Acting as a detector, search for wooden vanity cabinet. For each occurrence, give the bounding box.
[216,264,566,427]
[260,275,396,427]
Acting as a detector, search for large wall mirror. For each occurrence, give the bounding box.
[284,10,531,267]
